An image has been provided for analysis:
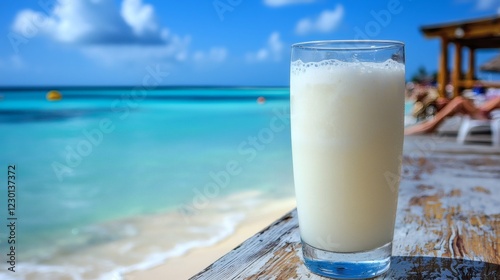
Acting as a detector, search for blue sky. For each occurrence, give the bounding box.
[0,0,499,86]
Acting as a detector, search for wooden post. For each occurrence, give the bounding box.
[453,42,462,97]
[467,47,475,82]
[438,38,449,98]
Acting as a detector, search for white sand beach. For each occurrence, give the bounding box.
[124,197,296,280]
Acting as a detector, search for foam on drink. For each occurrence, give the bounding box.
[291,59,405,253]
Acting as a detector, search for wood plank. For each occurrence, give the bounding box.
[438,38,448,98]
[467,47,475,81]
[190,210,303,280]
[459,80,500,88]
[453,42,463,98]
[421,16,500,40]
[192,143,500,279]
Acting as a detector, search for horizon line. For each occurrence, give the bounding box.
[0,85,290,91]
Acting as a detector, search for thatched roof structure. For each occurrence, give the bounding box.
[421,16,500,97]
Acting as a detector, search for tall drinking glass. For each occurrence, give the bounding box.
[290,41,405,279]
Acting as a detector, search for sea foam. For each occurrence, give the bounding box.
[0,191,271,280]
[99,212,246,280]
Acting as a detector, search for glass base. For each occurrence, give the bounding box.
[302,241,392,279]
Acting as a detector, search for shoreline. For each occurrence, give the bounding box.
[0,191,295,280]
[124,197,296,280]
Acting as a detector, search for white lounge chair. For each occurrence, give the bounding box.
[457,109,500,147]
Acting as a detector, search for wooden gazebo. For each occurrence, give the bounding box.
[421,16,500,98]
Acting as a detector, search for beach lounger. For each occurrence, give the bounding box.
[457,109,500,147]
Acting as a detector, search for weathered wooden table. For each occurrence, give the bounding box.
[192,136,500,279]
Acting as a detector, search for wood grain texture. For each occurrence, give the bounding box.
[192,139,500,279]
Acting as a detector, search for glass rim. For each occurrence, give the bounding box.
[291,40,404,51]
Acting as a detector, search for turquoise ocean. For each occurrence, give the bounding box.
[0,88,295,279]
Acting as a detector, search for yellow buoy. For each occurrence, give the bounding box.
[46,90,62,101]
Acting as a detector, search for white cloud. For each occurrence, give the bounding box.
[295,4,344,35]
[11,9,47,40]
[476,0,497,9]
[121,0,158,36]
[0,55,25,70]
[193,47,228,63]
[459,0,500,10]
[264,0,315,7]
[82,35,191,66]
[10,0,190,65]
[10,55,24,69]
[246,32,283,63]
[11,0,166,45]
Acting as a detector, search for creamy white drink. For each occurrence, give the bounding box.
[291,59,405,253]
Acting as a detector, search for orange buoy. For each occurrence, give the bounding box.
[46,90,62,101]
[257,96,266,104]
